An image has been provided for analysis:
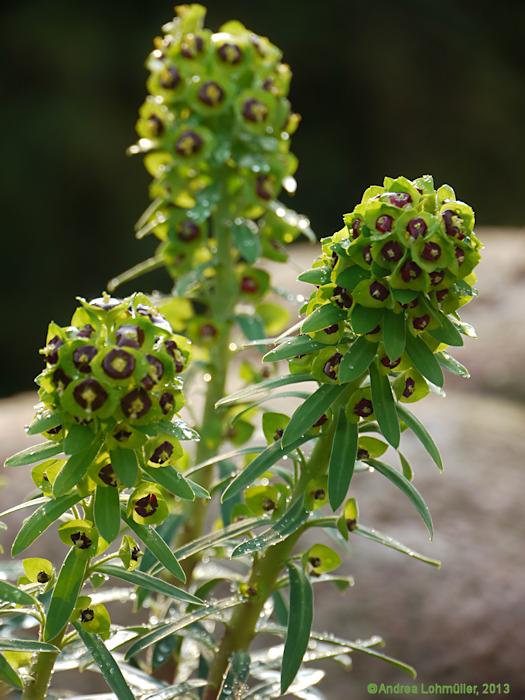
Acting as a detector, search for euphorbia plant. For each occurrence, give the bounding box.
[0,5,482,700]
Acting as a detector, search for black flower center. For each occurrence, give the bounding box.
[180,34,204,59]
[164,341,185,373]
[198,80,225,107]
[262,498,276,512]
[323,352,342,380]
[80,608,95,623]
[43,336,63,364]
[37,571,50,584]
[242,98,269,123]
[412,314,430,330]
[160,65,181,90]
[375,215,394,233]
[422,242,442,261]
[175,130,203,157]
[73,379,108,411]
[363,244,372,264]
[389,192,412,207]
[150,440,174,465]
[400,261,422,282]
[429,270,445,286]
[98,463,117,487]
[102,349,135,379]
[403,377,416,397]
[255,175,274,200]
[116,325,145,349]
[381,241,403,262]
[159,392,175,415]
[333,286,353,308]
[71,532,92,550]
[240,276,259,294]
[148,114,164,137]
[178,220,200,242]
[134,493,159,518]
[73,345,97,373]
[406,217,427,239]
[369,281,389,301]
[353,398,373,418]
[217,42,243,64]
[121,388,152,420]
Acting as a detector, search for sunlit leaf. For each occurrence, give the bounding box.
[216,374,314,408]
[339,337,377,383]
[382,310,406,360]
[282,384,346,448]
[0,580,35,607]
[53,440,101,497]
[94,485,121,543]
[405,333,444,388]
[369,361,400,448]
[45,549,88,641]
[0,639,59,653]
[353,524,440,567]
[12,493,83,556]
[328,411,358,510]
[5,441,63,467]
[263,336,326,363]
[109,448,138,488]
[96,564,203,606]
[122,512,185,583]
[281,562,313,694]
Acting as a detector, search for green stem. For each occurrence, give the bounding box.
[203,430,335,700]
[22,629,65,700]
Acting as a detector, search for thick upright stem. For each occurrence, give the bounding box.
[22,628,66,698]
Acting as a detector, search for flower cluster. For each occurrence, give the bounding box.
[132,3,303,277]
[290,175,482,412]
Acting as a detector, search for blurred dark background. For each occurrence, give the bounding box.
[1,0,524,397]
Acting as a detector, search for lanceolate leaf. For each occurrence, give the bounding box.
[27,411,65,436]
[44,549,88,641]
[328,411,358,510]
[122,512,186,583]
[369,361,400,448]
[94,485,121,543]
[405,333,444,388]
[0,654,22,689]
[367,458,433,538]
[0,639,60,653]
[282,384,346,448]
[221,435,313,503]
[109,448,138,488]
[353,524,441,567]
[73,622,135,700]
[263,335,326,363]
[0,579,35,607]
[396,404,443,471]
[96,565,203,606]
[219,651,251,699]
[64,424,97,455]
[231,498,309,557]
[216,374,314,408]
[173,517,269,562]
[382,310,406,360]
[301,304,345,333]
[5,441,63,467]
[351,305,384,334]
[12,492,83,556]
[143,465,195,500]
[398,451,414,481]
[281,562,313,694]
[53,441,101,497]
[429,313,464,347]
[185,479,211,500]
[232,220,261,263]
[437,351,470,379]
[338,337,377,383]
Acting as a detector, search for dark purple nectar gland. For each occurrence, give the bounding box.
[159,392,175,415]
[308,556,322,569]
[134,493,159,518]
[43,336,63,364]
[366,325,381,336]
[402,377,416,398]
[150,440,174,465]
[90,297,122,311]
[381,355,401,369]
[160,65,181,90]
[381,241,403,263]
[73,378,108,411]
[323,352,342,380]
[200,323,218,339]
[148,114,165,138]
[178,220,200,243]
[406,217,427,239]
[429,270,445,287]
[116,325,145,349]
[217,42,243,65]
[351,218,362,239]
[198,81,225,107]
[78,324,95,339]
[357,448,369,460]
[369,281,390,301]
[164,341,185,373]
[421,242,442,262]
[324,323,339,335]
[37,571,50,584]
[121,388,152,420]
[113,427,132,443]
[175,130,204,158]
[442,210,463,238]
[363,244,372,265]
[180,33,204,59]
[102,349,136,380]
[262,498,276,512]
[98,464,118,487]
[80,608,95,623]
[255,175,274,201]
[455,247,466,265]
[131,546,141,562]
[436,288,449,303]
[70,532,92,550]
[73,345,98,373]
[375,214,394,234]
[312,488,326,501]
[333,286,353,309]
[400,260,422,283]
[388,192,412,208]
[313,414,328,427]
[412,314,430,331]
[242,98,269,123]
[353,398,373,419]
[346,517,357,531]
[146,355,164,384]
[273,428,284,441]
[331,250,339,267]
[240,276,259,294]
[46,424,63,435]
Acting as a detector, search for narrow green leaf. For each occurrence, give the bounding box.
[232,221,261,264]
[122,512,186,583]
[429,313,464,347]
[137,417,199,441]
[354,524,441,567]
[382,310,406,360]
[297,267,331,285]
[216,373,314,408]
[12,493,83,556]
[263,335,326,363]
[335,265,370,289]
[231,498,309,557]
[143,465,195,500]
[437,351,470,379]
[5,441,63,467]
[0,653,22,689]
[219,651,251,700]
[281,562,313,694]
[173,517,268,562]
[405,333,444,388]
[367,458,433,538]
[94,485,121,543]
[53,441,101,496]
[96,564,203,606]
[109,448,138,488]
[27,411,65,436]
[185,478,210,500]
[301,304,345,333]
[221,435,313,503]
[0,580,35,607]
[328,411,358,510]
[398,451,414,481]
[369,362,400,448]
[0,639,60,653]
[186,446,264,478]
[396,404,443,471]
[236,314,265,341]
[73,622,135,700]
[44,549,87,640]
[272,590,289,626]
[0,496,48,518]
[125,597,242,660]
[351,305,383,334]
[339,337,377,383]
[64,425,96,455]
[282,384,345,448]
